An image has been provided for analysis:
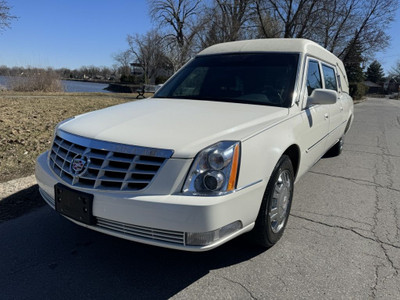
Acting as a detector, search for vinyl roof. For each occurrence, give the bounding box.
[198,38,339,64]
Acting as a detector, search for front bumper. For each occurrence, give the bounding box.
[36,152,265,251]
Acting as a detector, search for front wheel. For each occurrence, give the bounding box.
[252,155,294,248]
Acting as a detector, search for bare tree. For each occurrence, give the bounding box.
[196,0,256,50]
[148,0,202,70]
[252,0,398,61]
[149,0,200,47]
[390,60,400,77]
[338,0,398,61]
[117,0,399,85]
[253,1,282,38]
[0,0,16,32]
[113,50,133,77]
[310,0,357,54]
[254,0,321,38]
[215,0,253,41]
[127,30,169,84]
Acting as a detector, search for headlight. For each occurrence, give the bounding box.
[182,141,240,196]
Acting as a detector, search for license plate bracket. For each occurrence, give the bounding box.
[54,183,96,225]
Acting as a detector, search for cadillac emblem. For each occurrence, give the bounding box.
[70,154,89,176]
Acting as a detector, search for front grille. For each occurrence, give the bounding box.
[49,131,173,191]
[97,217,185,245]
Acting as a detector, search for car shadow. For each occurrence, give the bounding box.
[0,187,266,299]
[0,184,44,223]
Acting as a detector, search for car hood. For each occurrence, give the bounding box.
[59,98,289,158]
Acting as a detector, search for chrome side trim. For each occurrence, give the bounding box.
[236,179,263,192]
[306,133,328,153]
[306,119,347,153]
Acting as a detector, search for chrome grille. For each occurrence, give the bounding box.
[49,130,173,191]
[97,217,185,245]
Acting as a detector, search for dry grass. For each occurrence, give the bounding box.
[8,70,64,92]
[0,92,139,183]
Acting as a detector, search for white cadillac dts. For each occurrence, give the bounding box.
[36,39,353,251]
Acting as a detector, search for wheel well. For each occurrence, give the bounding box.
[283,145,300,179]
[344,114,353,134]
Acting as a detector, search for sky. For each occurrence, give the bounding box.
[0,0,152,69]
[375,4,400,75]
[1,0,400,74]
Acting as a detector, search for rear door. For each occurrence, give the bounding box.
[321,64,345,148]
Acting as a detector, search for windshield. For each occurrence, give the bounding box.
[154,53,299,107]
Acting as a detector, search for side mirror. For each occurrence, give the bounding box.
[307,89,337,105]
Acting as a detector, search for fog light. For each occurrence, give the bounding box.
[186,221,242,246]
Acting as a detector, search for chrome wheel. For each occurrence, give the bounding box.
[269,170,292,234]
[339,137,344,152]
[326,136,344,157]
[252,155,294,248]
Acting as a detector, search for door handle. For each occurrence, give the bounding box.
[324,113,329,120]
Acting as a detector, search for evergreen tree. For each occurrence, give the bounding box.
[366,60,385,83]
[342,39,364,83]
[342,39,365,99]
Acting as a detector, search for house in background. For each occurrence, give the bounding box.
[130,63,144,76]
[130,62,173,84]
[383,77,400,94]
[363,80,382,94]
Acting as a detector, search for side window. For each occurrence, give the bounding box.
[306,60,322,96]
[322,65,338,91]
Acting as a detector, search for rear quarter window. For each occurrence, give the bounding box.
[322,65,337,91]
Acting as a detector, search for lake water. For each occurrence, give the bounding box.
[62,80,110,93]
[0,76,111,93]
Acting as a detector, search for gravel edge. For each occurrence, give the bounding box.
[0,174,44,223]
[0,175,37,200]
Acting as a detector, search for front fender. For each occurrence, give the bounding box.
[237,114,303,189]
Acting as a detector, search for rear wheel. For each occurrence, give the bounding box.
[327,137,344,157]
[252,155,294,248]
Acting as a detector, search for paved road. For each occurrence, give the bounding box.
[1,98,399,299]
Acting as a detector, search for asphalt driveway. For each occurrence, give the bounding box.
[0,97,399,299]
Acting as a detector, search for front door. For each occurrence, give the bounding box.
[298,59,330,169]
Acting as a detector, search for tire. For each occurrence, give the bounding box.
[252,155,294,248]
[326,136,343,157]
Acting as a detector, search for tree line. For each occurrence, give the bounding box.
[115,0,399,97]
[0,65,125,82]
[2,0,399,95]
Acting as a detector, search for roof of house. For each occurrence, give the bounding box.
[364,81,381,88]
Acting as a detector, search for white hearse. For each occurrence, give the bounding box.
[36,39,353,251]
